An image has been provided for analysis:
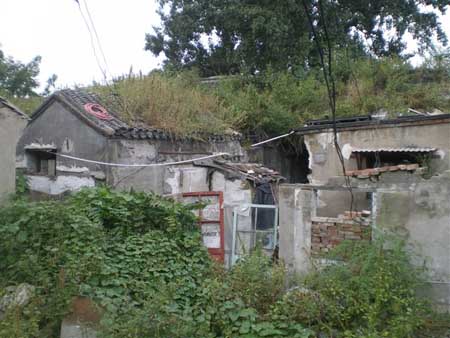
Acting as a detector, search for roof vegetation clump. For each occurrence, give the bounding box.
[90,72,236,136]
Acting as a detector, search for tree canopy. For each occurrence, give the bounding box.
[0,48,41,97]
[145,0,448,76]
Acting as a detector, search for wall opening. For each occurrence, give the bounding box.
[315,190,371,219]
[249,135,310,183]
[351,149,436,170]
[25,149,56,176]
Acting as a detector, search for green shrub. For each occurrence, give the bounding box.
[1,188,447,338]
[273,238,435,337]
[0,187,210,337]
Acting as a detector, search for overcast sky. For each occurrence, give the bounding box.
[1,1,449,92]
[1,0,163,90]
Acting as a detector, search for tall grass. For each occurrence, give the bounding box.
[91,72,235,135]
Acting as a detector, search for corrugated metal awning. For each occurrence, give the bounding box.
[352,147,436,153]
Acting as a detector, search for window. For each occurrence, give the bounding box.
[351,148,436,170]
[25,149,56,176]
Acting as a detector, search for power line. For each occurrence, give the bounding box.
[49,151,230,167]
[74,0,108,81]
[81,0,112,78]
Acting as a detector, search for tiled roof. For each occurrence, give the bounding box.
[296,113,450,134]
[32,89,240,142]
[0,96,30,119]
[352,147,436,153]
[345,163,421,178]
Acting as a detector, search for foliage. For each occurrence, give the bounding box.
[99,250,313,338]
[287,239,432,337]
[0,48,41,98]
[90,71,236,135]
[216,55,450,135]
[0,46,53,115]
[146,0,448,76]
[88,54,450,137]
[0,187,210,337]
[0,188,447,338]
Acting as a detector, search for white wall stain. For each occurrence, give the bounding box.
[342,143,353,160]
[56,165,89,173]
[27,175,95,195]
[24,142,56,149]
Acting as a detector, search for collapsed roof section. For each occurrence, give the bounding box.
[194,159,285,184]
[30,89,241,142]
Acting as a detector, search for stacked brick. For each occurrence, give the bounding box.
[311,218,371,255]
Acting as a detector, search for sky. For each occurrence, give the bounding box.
[0,1,449,92]
[0,0,163,90]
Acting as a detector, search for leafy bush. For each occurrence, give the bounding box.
[1,188,447,338]
[0,187,210,337]
[273,238,436,338]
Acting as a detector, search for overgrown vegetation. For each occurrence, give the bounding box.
[0,46,52,114]
[90,72,236,135]
[0,188,448,338]
[87,54,450,136]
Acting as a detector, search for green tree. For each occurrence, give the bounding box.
[146,0,448,76]
[0,47,41,97]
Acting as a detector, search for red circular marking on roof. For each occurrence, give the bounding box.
[84,103,113,120]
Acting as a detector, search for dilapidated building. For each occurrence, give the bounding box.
[0,97,28,203]
[277,114,450,311]
[17,89,247,195]
[17,89,283,265]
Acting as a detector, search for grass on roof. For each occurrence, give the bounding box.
[90,72,238,135]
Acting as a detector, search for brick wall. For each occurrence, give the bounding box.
[311,217,371,255]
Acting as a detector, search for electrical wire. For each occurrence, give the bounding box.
[74,0,108,81]
[73,0,129,117]
[49,152,230,167]
[81,0,112,78]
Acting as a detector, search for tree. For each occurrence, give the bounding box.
[145,0,448,76]
[0,47,41,97]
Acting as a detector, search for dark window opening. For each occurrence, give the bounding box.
[250,136,310,184]
[354,152,420,170]
[26,149,56,176]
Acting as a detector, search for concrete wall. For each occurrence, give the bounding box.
[303,123,450,216]
[374,172,450,312]
[108,137,247,194]
[17,101,109,195]
[304,123,450,185]
[0,105,27,203]
[279,185,314,275]
[278,171,450,311]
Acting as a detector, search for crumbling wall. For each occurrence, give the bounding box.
[311,217,371,255]
[279,171,450,311]
[0,105,27,203]
[374,171,450,312]
[108,137,247,194]
[303,122,450,185]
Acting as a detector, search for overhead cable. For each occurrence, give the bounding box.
[50,152,230,167]
[74,0,108,81]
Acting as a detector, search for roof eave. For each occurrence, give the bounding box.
[296,114,450,135]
